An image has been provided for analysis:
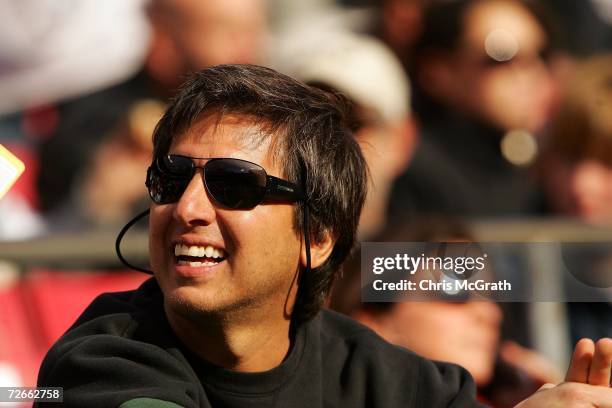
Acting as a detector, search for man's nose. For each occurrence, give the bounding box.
[173,172,216,227]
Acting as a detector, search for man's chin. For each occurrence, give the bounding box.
[163,285,249,322]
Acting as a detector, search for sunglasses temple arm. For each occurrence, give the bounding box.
[115,208,154,274]
[303,203,311,274]
[265,176,305,201]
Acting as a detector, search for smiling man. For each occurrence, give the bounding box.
[148,113,316,373]
[36,65,611,407]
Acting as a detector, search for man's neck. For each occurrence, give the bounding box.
[165,302,293,372]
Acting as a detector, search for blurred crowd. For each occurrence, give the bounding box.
[0,0,611,405]
[1,0,611,235]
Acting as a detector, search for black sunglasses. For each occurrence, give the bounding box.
[145,154,304,209]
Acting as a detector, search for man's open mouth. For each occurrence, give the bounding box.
[174,244,227,267]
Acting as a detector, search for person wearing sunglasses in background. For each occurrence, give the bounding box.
[36,65,611,407]
[388,0,557,219]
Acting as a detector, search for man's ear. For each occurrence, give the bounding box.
[300,230,335,269]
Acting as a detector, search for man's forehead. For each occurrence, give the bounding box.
[169,112,286,169]
[174,112,270,149]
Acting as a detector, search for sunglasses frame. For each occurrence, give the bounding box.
[120,155,312,277]
[146,154,305,209]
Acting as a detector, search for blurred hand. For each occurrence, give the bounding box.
[500,340,563,384]
[515,338,612,407]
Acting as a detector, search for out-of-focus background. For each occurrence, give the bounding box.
[0,0,610,406]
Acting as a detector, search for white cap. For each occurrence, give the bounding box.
[275,31,410,123]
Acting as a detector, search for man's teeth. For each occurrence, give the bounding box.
[177,259,219,266]
[174,244,226,259]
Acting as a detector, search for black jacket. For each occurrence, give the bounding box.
[36,278,486,407]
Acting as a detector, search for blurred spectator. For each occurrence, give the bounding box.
[315,0,427,73]
[388,0,557,218]
[145,0,268,90]
[539,54,612,344]
[36,0,269,229]
[329,217,562,407]
[537,0,612,57]
[278,32,561,406]
[540,54,612,223]
[277,33,415,239]
[0,0,150,238]
[373,0,426,70]
[0,0,150,115]
[76,100,164,225]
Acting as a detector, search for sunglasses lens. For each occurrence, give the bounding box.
[205,159,267,209]
[147,167,190,204]
[161,155,194,177]
[147,155,194,204]
[147,156,270,208]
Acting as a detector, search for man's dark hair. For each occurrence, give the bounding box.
[151,64,368,323]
